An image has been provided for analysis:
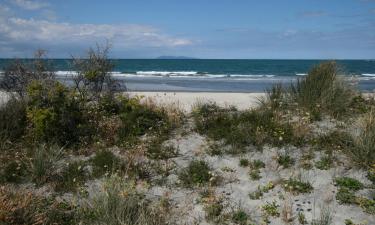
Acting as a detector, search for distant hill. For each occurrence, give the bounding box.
[156,56,197,59]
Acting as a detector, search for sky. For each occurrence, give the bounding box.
[0,0,374,59]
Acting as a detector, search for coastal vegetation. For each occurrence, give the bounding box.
[0,51,374,225]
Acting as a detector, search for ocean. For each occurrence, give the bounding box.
[1,59,375,92]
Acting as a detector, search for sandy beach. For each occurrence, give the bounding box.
[129,92,266,112]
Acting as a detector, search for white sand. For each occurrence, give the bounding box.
[128,92,266,112]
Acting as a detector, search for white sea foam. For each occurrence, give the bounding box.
[296,73,307,76]
[53,71,280,79]
[362,73,375,77]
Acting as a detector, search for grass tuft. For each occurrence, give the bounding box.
[178,160,212,187]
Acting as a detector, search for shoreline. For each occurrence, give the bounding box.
[128,91,266,112]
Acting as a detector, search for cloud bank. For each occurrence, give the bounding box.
[0,2,193,57]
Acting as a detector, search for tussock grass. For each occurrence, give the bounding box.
[290,61,355,119]
[348,110,375,168]
[79,174,167,225]
[30,144,63,185]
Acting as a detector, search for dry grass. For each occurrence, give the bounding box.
[349,109,375,168]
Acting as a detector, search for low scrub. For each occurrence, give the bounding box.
[26,80,86,146]
[0,98,27,145]
[193,102,297,150]
[0,186,76,225]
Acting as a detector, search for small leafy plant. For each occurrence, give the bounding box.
[179,160,212,187]
[283,178,313,194]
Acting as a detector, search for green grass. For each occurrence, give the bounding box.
[250,160,265,169]
[54,161,89,192]
[334,177,364,191]
[336,188,357,204]
[315,155,333,170]
[311,206,332,225]
[30,144,63,185]
[193,102,297,150]
[178,160,212,187]
[283,178,313,194]
[204,200,224,223]
[261,201,280,217]
[277,152,295,168]
[231,209,249,225]
[1,160,28,183]
[79,174,167,225]
[348,110,375,168]
[249,169,262,180]
[239,158,250,167]
[91,150,122,177]
[290,61,355,119]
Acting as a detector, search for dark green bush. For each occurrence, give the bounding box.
[118,97,170,141]
[54,161,88,192]
[1,160,28,183]
[91,150,122,177]
[0,98,27,143]
[179,160,212,187]
[26,80,85,146]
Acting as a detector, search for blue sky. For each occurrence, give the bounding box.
[0,0,374,59]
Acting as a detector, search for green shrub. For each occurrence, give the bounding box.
[54,161,88,192]
[334,177,363,191]
[147,141,178,160]
[277,152,295,168]
[1,160,28,183]
[179,160,212,187]
[315,155,333,170]
[118,97,171,141]
[0,98,27,144]
[231,209,249,225]
[204,200,224,223]
[193,103,296,150]
[91,150,122,177]
[239,158,250,167]
[249,169,262,180]
[336,188,356,204]
[26,80,85,146]
[250,160,266,169]
[312,130,353,152]
[261,201,280,217]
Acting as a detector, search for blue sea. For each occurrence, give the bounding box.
[1,59,375,92]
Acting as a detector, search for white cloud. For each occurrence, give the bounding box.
[10,0,49,10]
[0,14,194,56]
